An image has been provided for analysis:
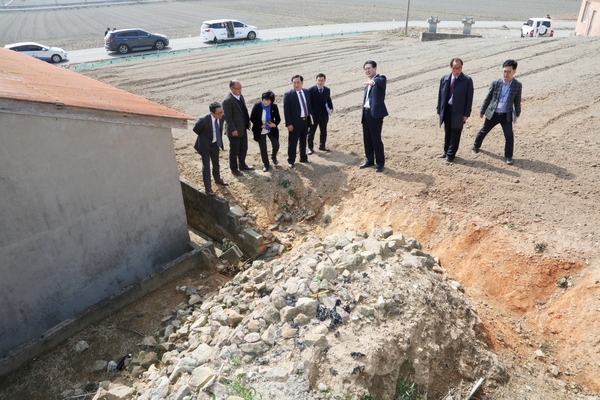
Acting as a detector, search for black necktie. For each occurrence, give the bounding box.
[214,119,222,147]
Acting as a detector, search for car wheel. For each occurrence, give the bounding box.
[51,54,62,63]
[539,25,547,35]
[247,31,256,40]
[154,40,165,50]
[118,44,129,54]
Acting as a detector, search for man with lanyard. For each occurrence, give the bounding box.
[472,59,522,165]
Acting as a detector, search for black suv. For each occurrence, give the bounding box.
[104,29,169,54]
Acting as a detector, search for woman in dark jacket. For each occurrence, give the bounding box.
[250,90,281,172]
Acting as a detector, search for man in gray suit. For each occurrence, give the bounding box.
[436,57,474,164]
[472,59,522,165]
[193,102,229,196]
[222,80,254,176]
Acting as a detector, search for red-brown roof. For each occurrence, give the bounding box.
[0,48,193,121]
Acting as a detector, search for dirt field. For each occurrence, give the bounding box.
[70,30,600,397]
[2,0,600,398]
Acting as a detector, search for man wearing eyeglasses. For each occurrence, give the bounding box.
[193,102,229,196]
[360,60,388,173]
[472,59,522,165]
[222,79,254,176]
[436,58,474,164]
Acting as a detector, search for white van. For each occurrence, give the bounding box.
[521,18,554,37]
[200,20,258,43]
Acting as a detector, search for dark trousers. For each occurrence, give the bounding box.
[308,116,328,149]
[287,119,309,165]
[362,109,385,167]
[200,143,221,190]
[229,134,248,171]
[443,104,464,161]
[258,131,280,168]
[473,112,514,158]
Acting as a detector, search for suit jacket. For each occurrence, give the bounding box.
[192,113,223,154]
[283,88,313,129]
[222,91,250,138]
[250,102,281,141]
[437,72,474,129]
[361,74,388,122]
[480,78,522,123]
[308,85,333,123]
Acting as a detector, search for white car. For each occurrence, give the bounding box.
[200,20,258,43]
[521,18,554,37]
[4,42,67,63]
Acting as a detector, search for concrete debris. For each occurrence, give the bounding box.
[75,230,509,400]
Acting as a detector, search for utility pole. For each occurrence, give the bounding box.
[404,0,411,36]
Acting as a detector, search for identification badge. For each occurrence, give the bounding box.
[497,102,504,109]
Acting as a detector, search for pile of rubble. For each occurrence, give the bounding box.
[86,228,508,400]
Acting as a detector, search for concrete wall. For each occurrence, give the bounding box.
[0,113,190,360]
[180,178,265,257]
[420,32,482,42]
[576,1,600,36]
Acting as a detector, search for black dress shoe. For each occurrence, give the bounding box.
[436,153,447,158]
[300,159,311,163]
[288,163,294,169]
[307,149,314,155]
[272,158,279,165]
[240,165,255,171]
[205,189,216,196]
[359,162,375,169]
[319,146,330,152]
[231,170,243,176]
[471,147,479,154]
[215,178,229,186]
[375,166,384,173]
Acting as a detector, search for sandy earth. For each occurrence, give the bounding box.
[72,30,600,398]
[2,0,600,398]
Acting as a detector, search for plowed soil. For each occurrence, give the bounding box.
[76,31,600,397]
[2,0,600,398]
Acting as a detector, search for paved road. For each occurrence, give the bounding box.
[66,20,576,65]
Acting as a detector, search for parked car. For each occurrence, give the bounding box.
[521,18,554,37]
[4,42,67,63]
[105,29,169,54]
[200,20,258,42]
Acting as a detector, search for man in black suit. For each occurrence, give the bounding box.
[307,73,334,154]
[472,59,522,165]
[283,75,313,168]
[192,102,229,196]
[222,80,254,176]
[436,58,474,164]
[360,60,388,173]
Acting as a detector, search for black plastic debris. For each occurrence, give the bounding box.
[350,352,365,358]
[316,303,345,330]
[116,353,132,370]
[352,365,365,374]
[286,296,297,307]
